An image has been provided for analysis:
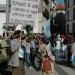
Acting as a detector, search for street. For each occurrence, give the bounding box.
[25,58,75,75]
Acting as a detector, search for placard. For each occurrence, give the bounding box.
[9,0,40,25]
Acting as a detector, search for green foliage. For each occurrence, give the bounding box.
[0,54,8,63]
[21,65,25,75]
[0,55,25,75]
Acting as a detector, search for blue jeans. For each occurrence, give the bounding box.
[24,53,31,67]
[55,49,60,59]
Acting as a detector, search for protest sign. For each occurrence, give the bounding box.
[9,0,40,25]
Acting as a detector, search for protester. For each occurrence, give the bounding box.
[49,51,55,75]
[42,55,51,75]
[55,36,61,59]
[67,36,74,66]
[9,30,24,75]
[71,38,75,66]
[38,39,46,59]
[1,35,8,57]
[30,36,36,66]
[24,38,31,69]
[50,35,57,55]
[38,37,43,46]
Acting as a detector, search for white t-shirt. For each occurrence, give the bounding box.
[25,43,30,53]
[55,40,61,49]
[19,46,24,58]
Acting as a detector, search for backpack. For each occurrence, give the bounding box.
[42,59,51,71]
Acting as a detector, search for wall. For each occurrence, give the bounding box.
[69,0,73,7]
[0,12,6,35]
[0,0,6,4]
[66,0,75,35]
[33,15,39,33]
[33,13,44,33]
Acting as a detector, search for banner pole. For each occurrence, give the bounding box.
[20,23,23,40]
[6,0,9,29]
[28,25,30,39]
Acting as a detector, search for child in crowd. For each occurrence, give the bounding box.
[42,55,52,75]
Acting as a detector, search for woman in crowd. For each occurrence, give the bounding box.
[25,38,31,69]
[55,36,61,59]
[42,55,52,75]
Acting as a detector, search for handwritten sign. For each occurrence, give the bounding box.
[9,0,40,25]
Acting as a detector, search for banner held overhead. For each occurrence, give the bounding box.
[9,0,40,25]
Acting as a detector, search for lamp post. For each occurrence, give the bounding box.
[6,0,9,29]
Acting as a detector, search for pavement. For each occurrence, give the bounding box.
[24,58,75,75]
[24,67,40,75]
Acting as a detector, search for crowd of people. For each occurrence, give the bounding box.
[0,30,75,75]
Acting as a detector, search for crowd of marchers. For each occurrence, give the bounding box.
[0,30,75,75]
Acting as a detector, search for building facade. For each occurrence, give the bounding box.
[0,0,50,35]
[55,4,66,34]
[0,0,56,35]
[0,0,6,35]
[33,0,49,33]
[65,0,75,36]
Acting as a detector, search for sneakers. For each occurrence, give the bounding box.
[24,66,27,68]
[29,67,32,69]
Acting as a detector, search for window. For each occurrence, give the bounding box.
[73,7,75,20]
[74,0,75,5]
[68,0,69,8]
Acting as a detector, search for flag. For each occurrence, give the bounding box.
[19,46,24,58]
[43,19,51,37]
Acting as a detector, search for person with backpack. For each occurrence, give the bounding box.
[42,55,51,75]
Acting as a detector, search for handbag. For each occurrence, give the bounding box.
[19,46,24,58]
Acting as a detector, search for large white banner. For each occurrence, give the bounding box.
[9,0,40,25]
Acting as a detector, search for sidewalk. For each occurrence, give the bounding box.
[24,67,41,75]
[24,66,59,75]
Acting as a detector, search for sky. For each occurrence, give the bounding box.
[56,0,64,4]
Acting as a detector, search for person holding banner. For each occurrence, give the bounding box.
[9,30,25,75]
